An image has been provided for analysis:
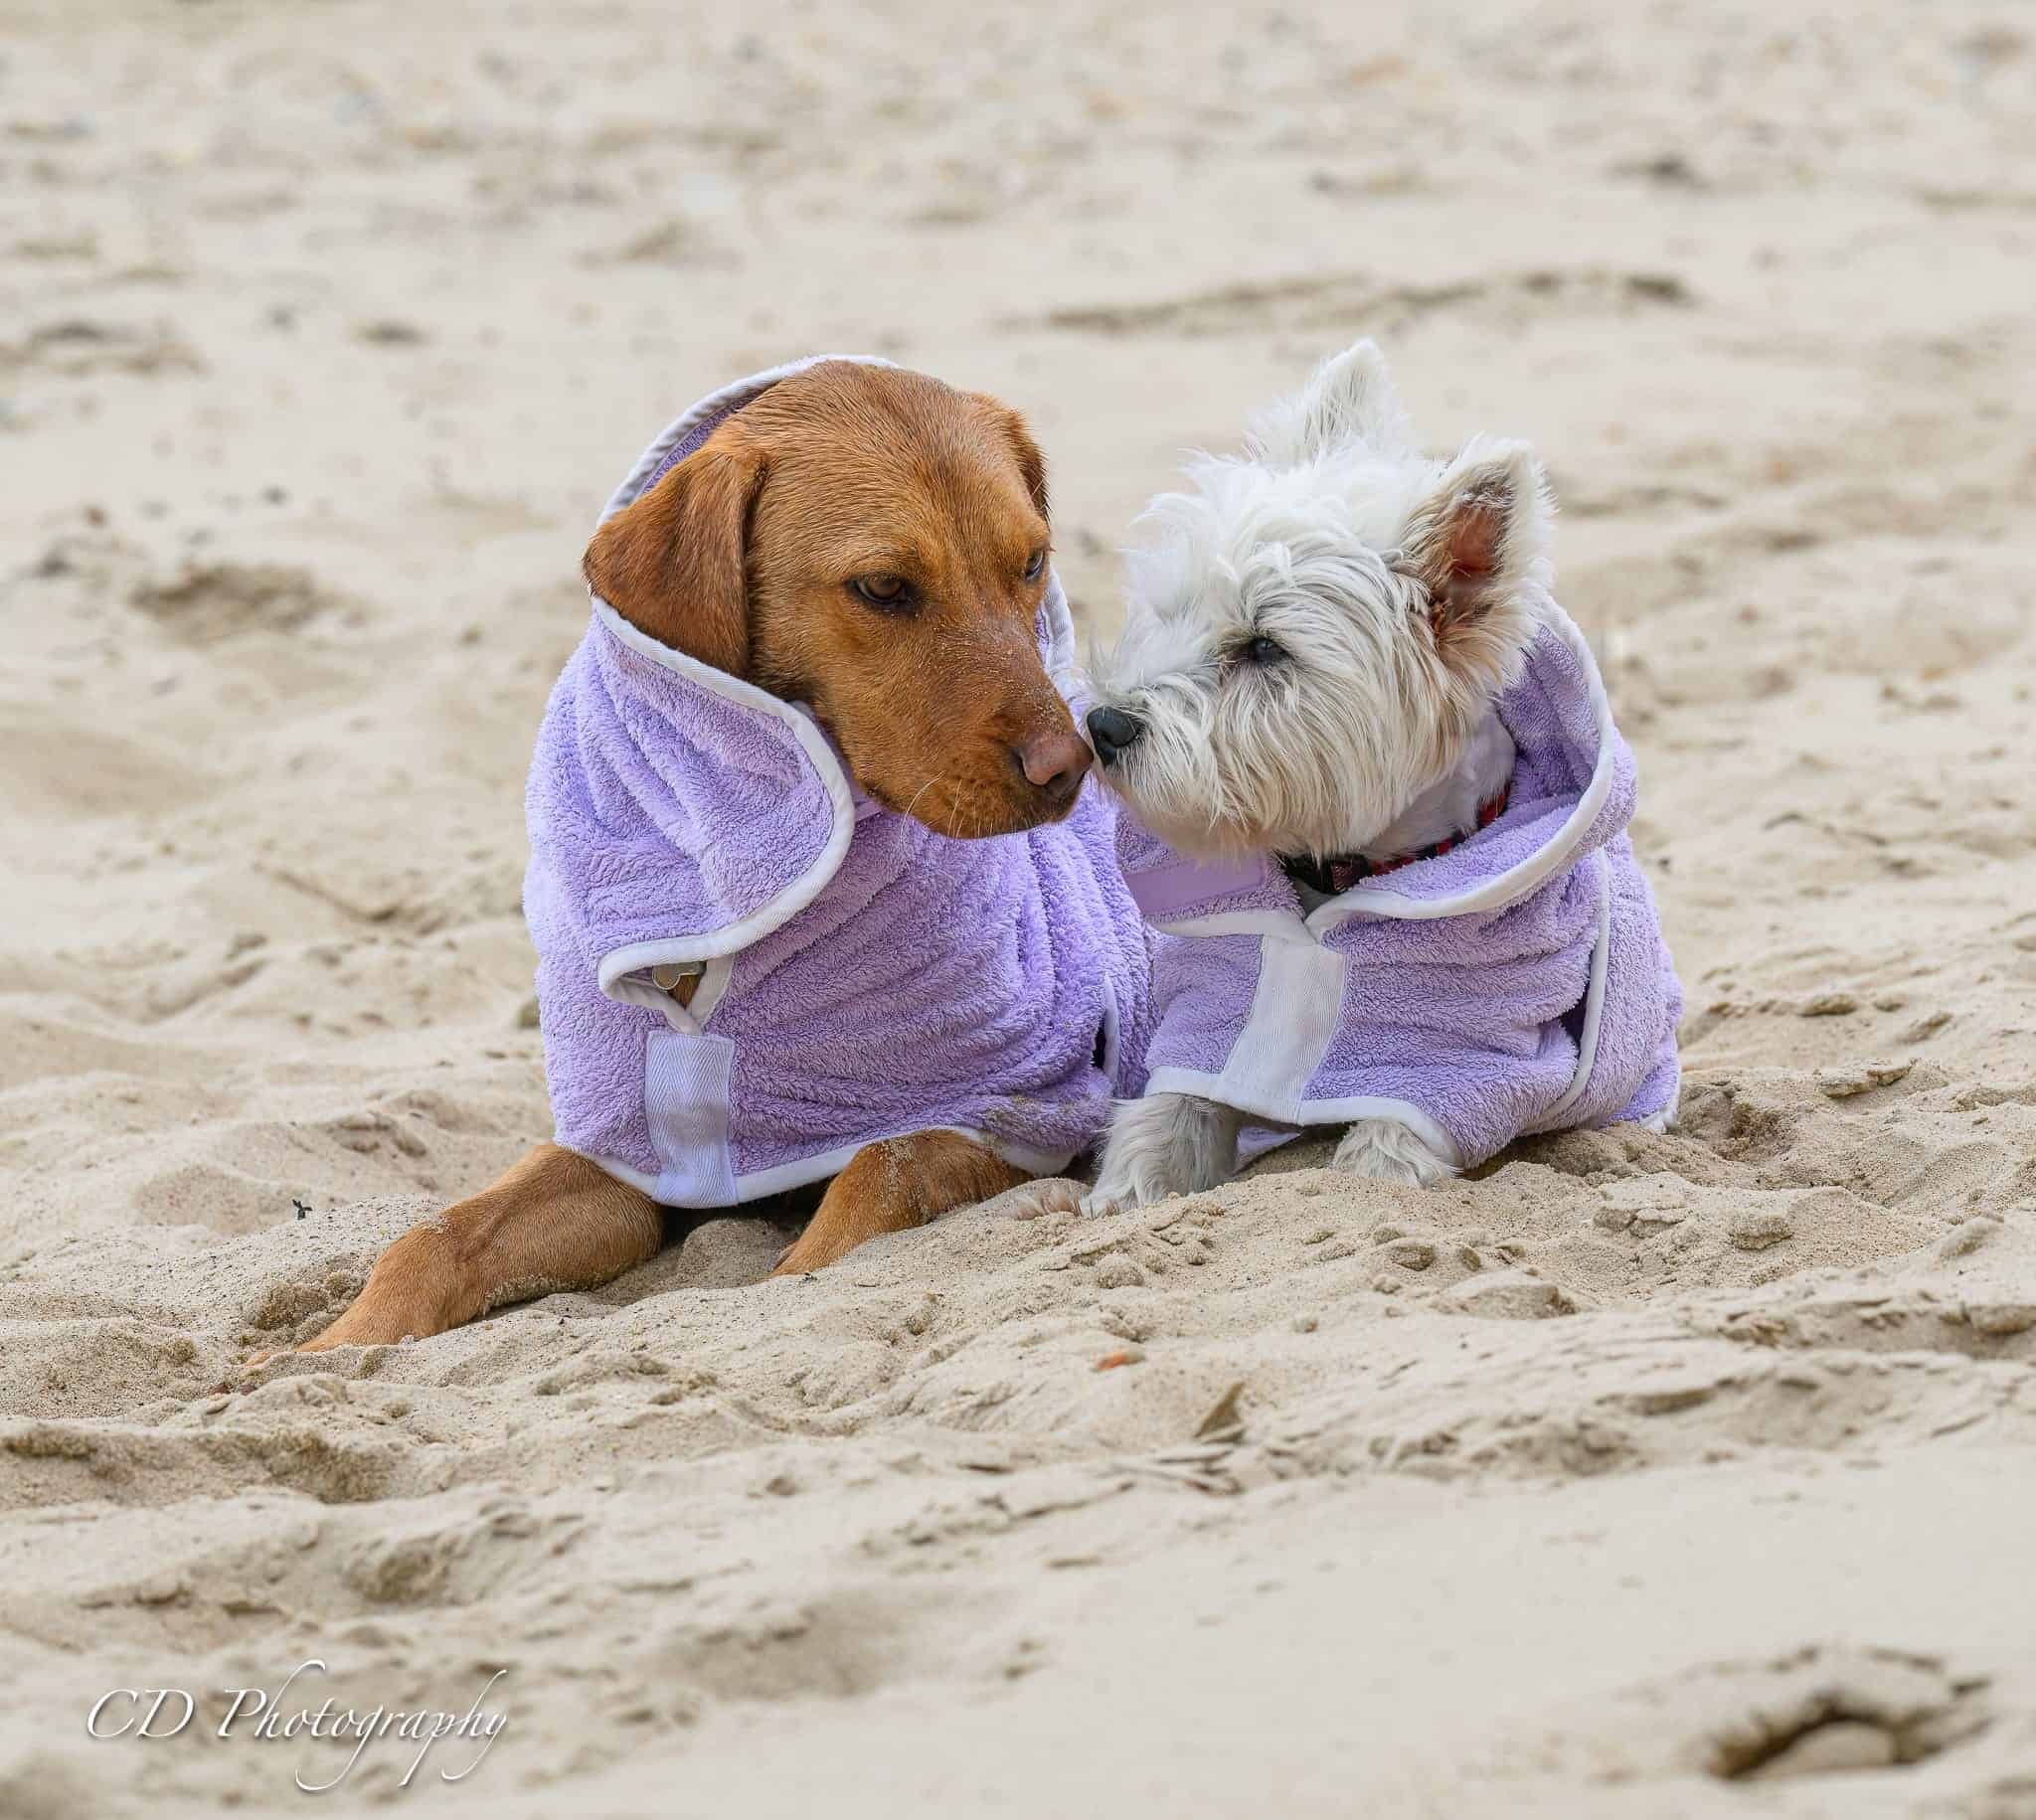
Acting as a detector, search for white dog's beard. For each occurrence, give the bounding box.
[1101,708,1513,871]
[1096,673,1509,864]
[1098,742,1382,863]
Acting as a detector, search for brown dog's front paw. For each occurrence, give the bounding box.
[765,1131,1033,1278]
[247,1231,474,1369]
[769,1230,845,1278]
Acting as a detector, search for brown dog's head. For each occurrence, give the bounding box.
[583,361,1090,839]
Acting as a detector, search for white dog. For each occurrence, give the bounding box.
[1067,340,1682,1213]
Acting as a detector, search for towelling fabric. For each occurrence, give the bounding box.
[1119,591,1683,1171]
[526,357,1154,1206]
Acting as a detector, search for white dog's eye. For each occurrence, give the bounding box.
[1236,635,1287,667]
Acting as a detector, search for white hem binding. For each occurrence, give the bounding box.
[1141,1068,1466,1172]
[1524,862,1612,1133]
[581,1128,1079,1210]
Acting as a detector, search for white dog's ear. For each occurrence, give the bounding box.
[1247,339,1414,464]
[1400,437,1550,683]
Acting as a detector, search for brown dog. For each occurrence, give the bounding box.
[281,362,1092,1356]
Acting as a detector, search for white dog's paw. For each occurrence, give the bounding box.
[1086,1091,1246,1216]
[1078,1176,1148,1219]
[1330,1117,1458,1189]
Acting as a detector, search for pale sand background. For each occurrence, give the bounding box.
[4,1,2035,1813]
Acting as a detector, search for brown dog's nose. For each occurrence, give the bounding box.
[1013,727,1091,807]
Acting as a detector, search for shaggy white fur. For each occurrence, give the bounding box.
[1081,339,1557,1203]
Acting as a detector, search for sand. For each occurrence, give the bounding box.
[4,0,2035,1812]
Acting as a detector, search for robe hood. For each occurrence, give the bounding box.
[1118,592,1636,934]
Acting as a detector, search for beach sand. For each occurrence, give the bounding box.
[3,1,2034,1811]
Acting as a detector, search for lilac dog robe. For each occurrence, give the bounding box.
[525,358,1153,1206]
[1121,593,1682,1171]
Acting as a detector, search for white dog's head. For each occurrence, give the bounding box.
[1083,341,1553,862]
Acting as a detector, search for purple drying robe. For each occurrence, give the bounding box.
[526,358,1154,1204]
[1120,592,1682,1170]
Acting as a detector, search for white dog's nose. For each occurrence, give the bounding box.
[1086,706,1145,765]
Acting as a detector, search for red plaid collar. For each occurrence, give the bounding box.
[1280,786,1509,898]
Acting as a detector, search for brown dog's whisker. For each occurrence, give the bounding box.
[899,773,941,827]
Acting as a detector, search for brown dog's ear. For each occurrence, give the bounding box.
[1006,414,1050,522]
[583,421,765,675]
[968,395,1050,522]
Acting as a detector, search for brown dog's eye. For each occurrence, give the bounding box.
[1023,548,1047,582]
[850,574,916,611]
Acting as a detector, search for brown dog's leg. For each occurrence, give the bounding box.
[771,1130,1028,1277]
[271,1144,662,1358]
